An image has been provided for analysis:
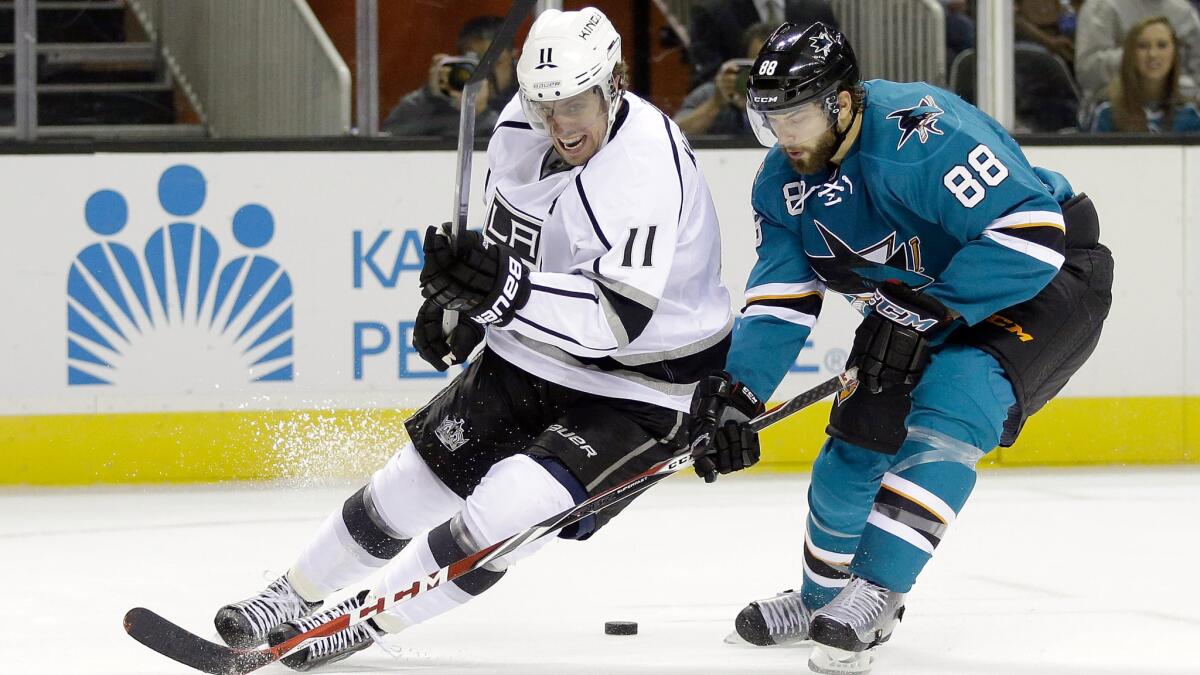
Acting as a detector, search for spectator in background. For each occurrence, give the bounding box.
[382,16,516,137]
[687,0,838,88]
[1015,0,1077,67]
[943,0,976,65]
[675,23,776,137]
[1090,16,1200,131]
[1075,0,1200,106]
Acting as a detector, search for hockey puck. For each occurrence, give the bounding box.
[604,620,638,635]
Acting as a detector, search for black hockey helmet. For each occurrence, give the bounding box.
[745,22,860,147]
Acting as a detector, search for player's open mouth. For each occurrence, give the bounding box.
[559,135,586,151]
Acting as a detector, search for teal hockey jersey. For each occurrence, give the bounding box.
[728,79,1073,400]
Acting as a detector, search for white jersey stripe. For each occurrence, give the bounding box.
[985,210,1065,232]
[866,510,936,555]
[881,473,957,525]
[803,558,852,588]
[742,304,818,327]
[745,280,825,301]
[983,230,1065,269]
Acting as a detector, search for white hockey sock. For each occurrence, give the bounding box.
[289,443,465,602]
[372,454,576,631]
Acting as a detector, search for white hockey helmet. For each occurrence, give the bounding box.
[516,7,624,138]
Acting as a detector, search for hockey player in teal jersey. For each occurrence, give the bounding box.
[687,22,1113,674]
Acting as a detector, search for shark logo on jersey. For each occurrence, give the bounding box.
[434,415,469,451]
[807,220,934,312]
[886,95,945,150]
[809,28,838,60]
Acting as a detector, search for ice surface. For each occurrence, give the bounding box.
[4,468,1198,674]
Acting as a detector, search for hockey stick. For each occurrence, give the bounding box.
[748,368,857,433]
[123,371,853,675]
[440,0,537,360]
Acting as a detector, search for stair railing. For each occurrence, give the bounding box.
[128,0,351,137]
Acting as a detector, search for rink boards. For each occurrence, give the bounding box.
[1,145,1197,484]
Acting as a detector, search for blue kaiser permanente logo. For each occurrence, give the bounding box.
[67,164,294,386]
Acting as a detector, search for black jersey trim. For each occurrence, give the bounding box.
[608,97,631,140]
[596,283,654,344]
[803,545,851,580]
[576,174,612,249]
[682,138,698,168]
[515,315,618,352]
[744,294,824,316]
[875,484,943,523]
[496,120,534,131]
[494,186,545,224]
[531,284,598,302]
[660,113,684,226]
[990,224,1066,251]
[574,330,731,384]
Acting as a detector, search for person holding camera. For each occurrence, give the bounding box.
[382,16,514,137]
[675,23,775,137]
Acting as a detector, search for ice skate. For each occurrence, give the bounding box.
[807,576,904,674]
[213,575,321,648]
[728,589,812,646]
[268,590,382,671]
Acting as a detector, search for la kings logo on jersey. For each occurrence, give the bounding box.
[484,190,542,265]
[434,416,468,451]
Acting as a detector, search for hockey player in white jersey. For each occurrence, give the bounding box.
[211,7,732,671]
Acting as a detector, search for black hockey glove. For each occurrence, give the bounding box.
[847,281,954,394]
[687,371,766,483]
[412,297,484,371]
[420,226,532,327]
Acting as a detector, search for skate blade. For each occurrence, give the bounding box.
[808,644,876,674]
[723,631,812,647]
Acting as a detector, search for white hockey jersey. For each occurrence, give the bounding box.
[480,92,733,413]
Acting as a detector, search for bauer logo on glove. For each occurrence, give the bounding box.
[419,226,532,327]
[470,256,529,326]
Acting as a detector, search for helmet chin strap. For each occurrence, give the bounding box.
[832,100,859,149]
[595,79,625,154]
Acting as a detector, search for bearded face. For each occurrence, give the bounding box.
[783,124,841,174]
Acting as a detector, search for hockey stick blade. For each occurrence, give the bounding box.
[124,608,273,675]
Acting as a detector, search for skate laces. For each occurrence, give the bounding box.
[827,578,888,629]
[756,591,810,640]
[291,592,398,661]
[232,577,311,638]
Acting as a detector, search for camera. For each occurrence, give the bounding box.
[730,58,755,97]
[438,55,479,95]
